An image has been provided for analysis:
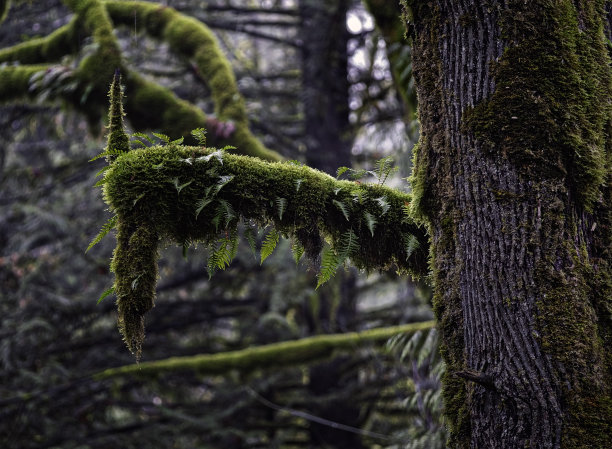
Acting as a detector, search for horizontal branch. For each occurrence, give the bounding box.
[102,144,430,356]
[93,321,435,379]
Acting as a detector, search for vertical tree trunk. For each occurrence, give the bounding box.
[299,0,352,174]
[406,0,612,447]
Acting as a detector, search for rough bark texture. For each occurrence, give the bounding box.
[406,0,612,447]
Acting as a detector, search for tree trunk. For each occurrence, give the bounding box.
[406,0,612,447]
[299,0,352,175]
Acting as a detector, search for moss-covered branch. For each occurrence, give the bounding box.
[93,320,435,379]
[101,141,428,357]
[0,0,282,161]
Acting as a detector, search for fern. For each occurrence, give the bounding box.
[275,197,287,220]
[131,132,154,146]
[403,233,420,260]
[212,199,236,231]
[260,228,279,264]
[332,199,350,221]
[295,178,303,192]
[374,196,390,215]
[89,146,127,162]
[195,197,214,219]
[336,166,350,179]
[173,178,193,194]
[152,132,170,144]
[337,229,359,258]
[363,211,377,237]
[86,214,117,253]
[206,238,233,278]
[191,127,207,145]
[291,239,305,265]
[96,285,115,304]
[215,175,234,194]
[316,245,340,289]
[243,226,258,256]
[374,156,398,185]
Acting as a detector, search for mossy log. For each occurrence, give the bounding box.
[93,320,435,379]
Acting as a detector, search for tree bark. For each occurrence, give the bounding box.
[407,0,612,447]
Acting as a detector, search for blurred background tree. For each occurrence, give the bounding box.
[0,1,444,448]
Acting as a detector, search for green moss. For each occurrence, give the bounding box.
[462,0,611,211]
[93,320,435,378]
[101,144,429,356]
[106,70,129,158]
[0,64,50,102]
[0,0,9,24]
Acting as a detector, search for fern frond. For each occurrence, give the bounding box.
[215,175,234,194]
[260,228,279,264]
[173,178,194,194]
[374,156,398,185]
[276,197,287,220]
[363,211,377,237]
[152,132,170,144]
[191,127,207,145]
[336,166,350,179]
[195,197,214,219]
[206,239,231,278]
[96,285,115,304]
[86,214,117,253]
[316,245,341,289]
[403,233,420,260]
[171,136,184,145]
[374,196,390,215]
[295,179,303,192]
[243,226,258,256]
[212,200,236,230]
[337,229,359,258]
[291,238,305,265]
[332,199,350,221]
[131,132,154,145]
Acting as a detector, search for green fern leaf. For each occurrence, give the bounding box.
[337,229,359,258]
[215,175,234,194]
[96,285,115,304]
[206,237,236,278]
[260,229,279,264]
[333,199,350,221]
[316,245,341,289]
[295,179,303,192]
[243,226,258,256]
[152,132,170,144]
[195,197,214,219]
[336,166,350,179]
[171,136,184,145]
[403,234,420,260]
[291,239,305,265]
[191,127,207,145]
[173,178,194,194]
[374,196,390,215]
[363,211,377,237]
[276,197,287,220]
[86,215,117,253]
[132,132,154,144]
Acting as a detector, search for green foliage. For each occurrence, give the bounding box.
[290,238,305,265]
[260,228,280,264]
[191,127,207,145]
[86,214,117,253]
[96,285,115,304]
[363,211,378,237]
[206,232,239,278]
